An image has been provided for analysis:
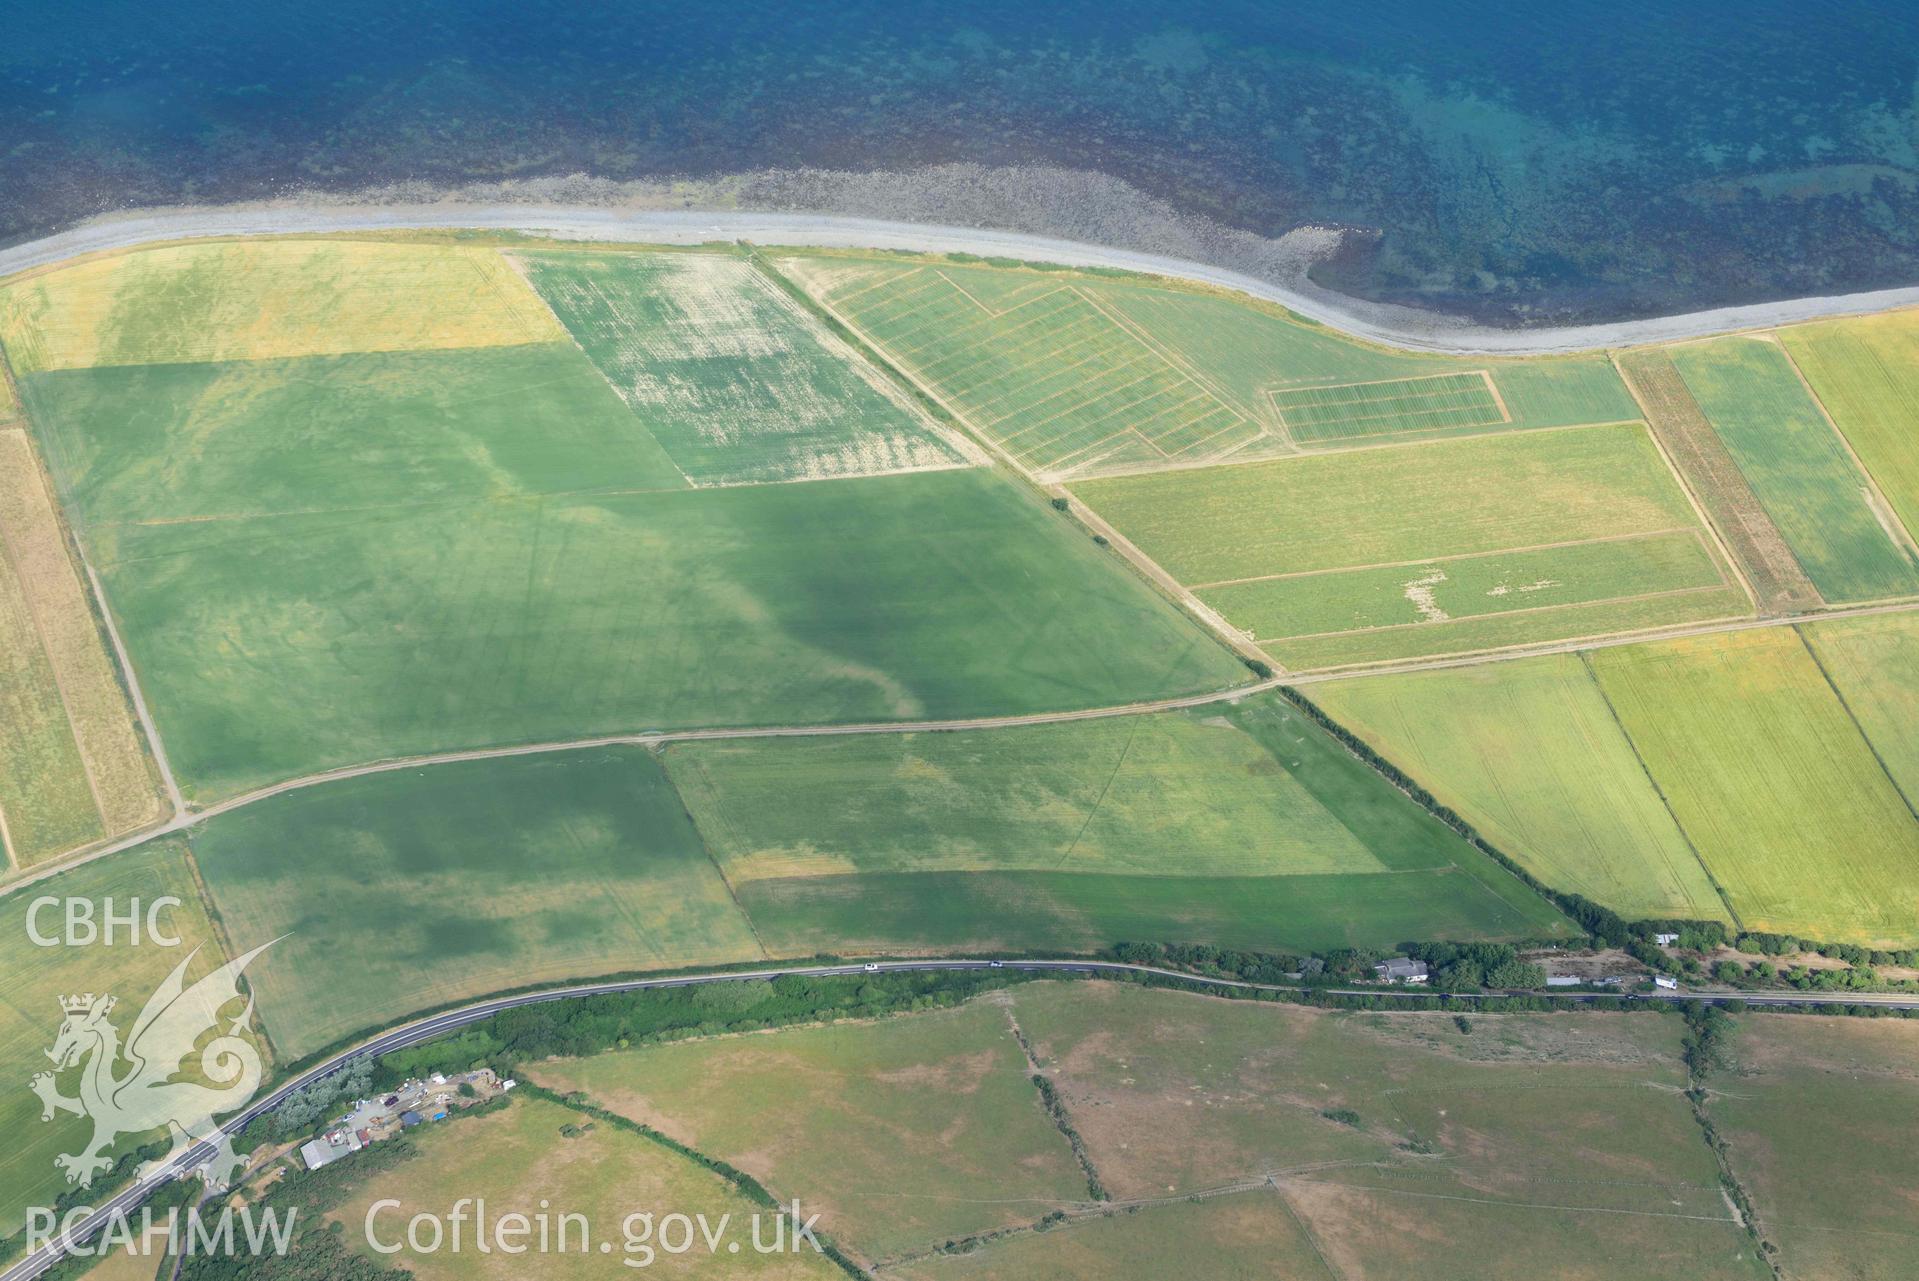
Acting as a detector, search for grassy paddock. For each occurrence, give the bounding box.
[0,240,562,373]
[189,748,762,1060]
[1314,655,1728,922]
[1591,628,1919,945]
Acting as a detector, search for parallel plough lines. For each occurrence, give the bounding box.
[822,268,1261,475]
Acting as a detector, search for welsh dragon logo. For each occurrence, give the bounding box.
[30,941,274,1191]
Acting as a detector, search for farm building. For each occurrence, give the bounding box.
[1374,957,1429,984]
[298,1129,362,1171]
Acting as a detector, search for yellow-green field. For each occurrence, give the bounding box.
[1779,308,1919,542]
[328,1094,841,1281]
[1710,1015,1919,1281]
[0,429,160,867]
[0,239,563,373]
[0,841,238,1237]
[1073,423,1747,670]
[1590,628,1919,944]
[1802,612,1919,804]
[1313,656,1729,921]
[533,998,1089,1265]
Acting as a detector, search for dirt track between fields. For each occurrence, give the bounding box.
[8,206,1919,356]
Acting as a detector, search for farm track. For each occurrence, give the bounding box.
[8,955,1917,1281]
[9,207,1919,356]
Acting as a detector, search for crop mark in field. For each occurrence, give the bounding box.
[1615,350,1822,615]
[1269,583,1735,645]
[1190,528,1712,591]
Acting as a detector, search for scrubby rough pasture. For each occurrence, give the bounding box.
[521,251,975,485]
[190,749,761,1059]
[1668,336,1919,603]
[1031,983,1765,1280]
[1780,309,1919,542]
[0,239,563,372]
[533,998,1088,1264]
[887,1191,1327,1281]
[0,842,236,1238]
[327,1094,843,1281]
[1590,628,1919,945]
[0,429,159,866]
[668,696,1571,956]
[1073,424,1746,670]
[1710,1016,1919,1281]
[1313,656,1728,922]
[15,300,1239,800]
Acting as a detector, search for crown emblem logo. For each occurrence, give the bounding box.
[57,993,112,1017]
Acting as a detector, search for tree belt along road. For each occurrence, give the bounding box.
[7,958,1916,1281]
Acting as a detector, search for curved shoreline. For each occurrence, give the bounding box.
[4,204,1919,356]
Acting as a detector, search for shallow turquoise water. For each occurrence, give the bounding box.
[2,0,1916,323]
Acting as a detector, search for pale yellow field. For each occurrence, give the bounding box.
[0,430,162,853]
[0,239,564,373]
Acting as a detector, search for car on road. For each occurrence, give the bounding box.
[862,962,880,972]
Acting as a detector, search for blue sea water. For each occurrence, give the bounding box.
[2,0,1916,323]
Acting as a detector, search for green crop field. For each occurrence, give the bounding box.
[1710,1016,1919,1281]
[22,343,690,527]
[0,841,237,1237]
[1073,423,1746,670]
[1668,336,1919,603]
[1590,628,1919,945]
[0,240,562,373]
[189,748,762,1058]
[1313,656,1728,921]
[668,695,1572,955]
[38,461,1238,798]
[1778,309,1919,543]
[1802,612,1919,804]
[534,998,1088,1264]
[782,254,1640,476]
[327,1093,843,1281]
[519,251,974,485]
